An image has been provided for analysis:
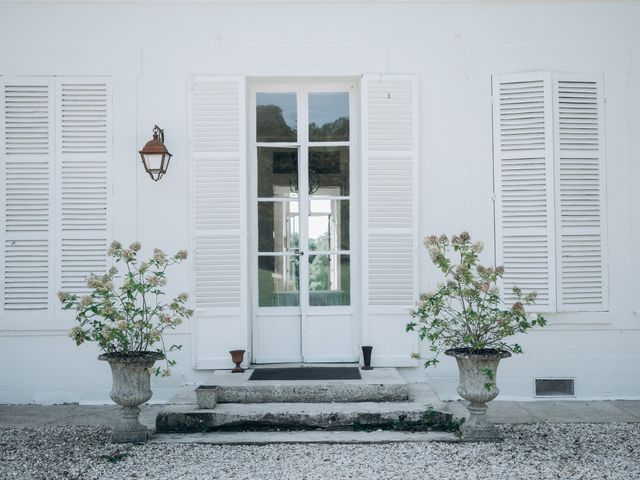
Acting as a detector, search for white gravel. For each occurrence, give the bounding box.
[1,423,638,479]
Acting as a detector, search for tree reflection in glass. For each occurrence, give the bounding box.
[257,93,297,142]
[309,92,349,142]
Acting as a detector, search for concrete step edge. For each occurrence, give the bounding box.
[155,403,454,433]
[150,430,460,444]
[206,384,410,404]
[161,401,443,414]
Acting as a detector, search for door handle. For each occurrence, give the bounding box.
[293,248,304,256]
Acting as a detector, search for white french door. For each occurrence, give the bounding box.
[249,79,359,363]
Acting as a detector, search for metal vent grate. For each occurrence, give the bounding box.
[535,378,575,396]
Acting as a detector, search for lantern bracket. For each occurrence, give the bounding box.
[153,124,165,143]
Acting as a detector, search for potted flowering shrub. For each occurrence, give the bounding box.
[59,241,193,443]
[406,232,546,442]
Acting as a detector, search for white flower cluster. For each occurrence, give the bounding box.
[59,241,192,377]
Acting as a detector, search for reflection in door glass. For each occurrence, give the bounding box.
[308,147,349,196]
[258,255,300,307]
[257,93,297,142]
[308,254,350,306]
[257,147,299,198]
[308,199,349,252]
[258,202,299,253]
[308,92,349,142]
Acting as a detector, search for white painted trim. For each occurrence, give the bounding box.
[302,355,358,363]
[371,355,419,368]
[187,75,197,371]
[239,77,250,363]
[253,356,307,364]
[360,74,370,347]
[410,74,420,310]
[300,90,310,360]
[0,0,596,4]
[197,357,249,370]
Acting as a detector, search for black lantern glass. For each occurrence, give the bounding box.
[139,125,172,181]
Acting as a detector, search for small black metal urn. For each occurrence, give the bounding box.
[361,345,373,370]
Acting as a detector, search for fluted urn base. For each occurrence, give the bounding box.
[459,402,502,442]
[111,406,148,443]
[445,348,511,443]
[99,352,163,444]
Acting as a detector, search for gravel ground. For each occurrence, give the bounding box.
[0,423,638,480]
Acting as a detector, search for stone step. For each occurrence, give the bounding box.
[196,368,410,404]
[155,401,454,433]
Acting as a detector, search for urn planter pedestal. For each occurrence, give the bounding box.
[445,348,511,442]
[99,352,163,443]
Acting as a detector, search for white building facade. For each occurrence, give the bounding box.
[0,0,639,404]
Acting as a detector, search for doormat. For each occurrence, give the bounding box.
[249,367,361,381]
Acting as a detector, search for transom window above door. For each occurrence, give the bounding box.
[254,87,352,309]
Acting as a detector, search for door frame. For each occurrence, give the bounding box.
[247,77,361,364]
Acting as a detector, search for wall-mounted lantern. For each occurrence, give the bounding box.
[138,125,172,181]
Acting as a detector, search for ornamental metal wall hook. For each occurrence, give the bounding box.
[153,125,165,143]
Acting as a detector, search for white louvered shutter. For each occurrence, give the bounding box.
[552,74,608,311]
[361,74,419,367]
[0,78,55,313]
[190,76,247,369]
[55,78,111,302]
[493,72,556,312]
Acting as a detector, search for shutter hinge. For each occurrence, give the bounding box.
[490,95,495,105]
[491,193,496,202]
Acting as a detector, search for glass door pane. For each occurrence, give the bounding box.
[308,92,349,142]
[256,93,297,142]
[308,146,349,196]
[308,199,349,252]
[308,254,350,306]
[258,255,300,307]
[258,201,299,253]
[258,147,299,198]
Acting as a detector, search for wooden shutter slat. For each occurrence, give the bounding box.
[553,73,608,312]
[493,72,556,312]
[55,78,111,299]
[1,78,54,312]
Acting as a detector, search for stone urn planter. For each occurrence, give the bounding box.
[99,352,163,443]
[445,348,511,442]
[407,233,547,441]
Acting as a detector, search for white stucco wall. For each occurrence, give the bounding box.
[0,0,638,403]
